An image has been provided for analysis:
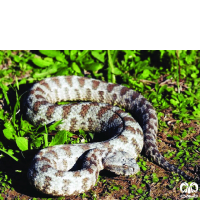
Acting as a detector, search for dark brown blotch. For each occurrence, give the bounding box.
[35,87,45,94]
[86,88,92,100]
[125,126,136,134]
[46,105,58,120]
[118,135,128,143]
[78,77,85,87]
[47,150,58,159]
[35,118,46,126]
[107,84,119,92]
[62,105,72,119]
[33,101,49,113]
[97,105,112,118]
[65,76,72,87]
[120,87,130,96]
[131,92,140,101]
[40,157,51,163]
[40,164,51,172]
[112,93,117,102]
[74,171,81,177]
[40,80,51,91]
[41,176,52,192]
[136,128,143,136]
[55,170,64,177]
[123,116,136,123]
[52,77,61,87]
[79,104,90,117]
[69,118,78,131]
[92,80,100,90]
[61,145,72,157]
[88,167,94,174]
[132,138,141,154]
[35,95,45,99]
[74,89,81,100]
[82,177,90,191]
[98,91,104,102]
[102,142,114,149]
[108,114,119,124]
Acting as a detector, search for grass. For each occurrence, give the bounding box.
[0,50,200,199]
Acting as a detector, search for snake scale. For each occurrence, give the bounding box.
[25,75,192,196]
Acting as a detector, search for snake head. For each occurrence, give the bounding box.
[103,151,140,176]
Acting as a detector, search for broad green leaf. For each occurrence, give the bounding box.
[193,141,199,146]
[182,131,187,138]
[159,85,167,94]
[72,62,81,73]
[56,53,67,63]
[39,50,61,58]
[32,57,54,68]
[16,137,28,151]
[176,151,184,157]
[141,69,150,79]
[3,122,16,140]
[13,55,21,63]
[64,50,69,55]
[3,129,14,140]
[137,188,143,194]
[49,130,67,146]
[112,67,122,75]
[70,50,78,60]
[173,135,180,140]
[33,66,58,78]
[82,62,103,71]
[170,99,179,106]
[91,51,106,62]
[48,120,63,131]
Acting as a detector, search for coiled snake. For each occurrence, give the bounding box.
[25,76,192,196]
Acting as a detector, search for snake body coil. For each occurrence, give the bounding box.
[25,76,191,196]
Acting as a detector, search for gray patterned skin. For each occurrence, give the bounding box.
[25,76,192,196]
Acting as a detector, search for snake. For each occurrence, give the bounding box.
[25,75,192,196]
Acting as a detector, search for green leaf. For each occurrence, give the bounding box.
[176,151,184,157]
[137,188,143,194]
[33,66,58,78]
[64,50,69,55]
[0,82,10,105]
[182,131,187,138]
[39,50,61,58]
[91,51,106,62]
[72,62,81,73]
[70,50,78,60]
[16,137,28,151]
[193,141,199,146]
[170,99,179,106]
[82,62,103,71]
[32,57,54,68]
[56,53,67,63]
[3,122,16,140]
[158,85,167,94]
[141,69,150,79]
[13,55,21,63]
[3,129,14,140]
[49,130,67,146]
[173,135,180,140]
[48,120,63,131]
[0,110,4,120]
[112,67,122,75]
